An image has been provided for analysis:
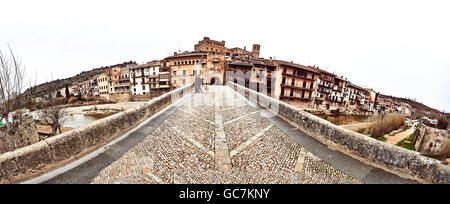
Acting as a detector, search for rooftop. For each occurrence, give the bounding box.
[130,61,161,69]
[275,60,320,74]
[165,52,207,59]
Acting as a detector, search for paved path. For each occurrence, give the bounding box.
[38,86,416,184]
[385,126,416,145]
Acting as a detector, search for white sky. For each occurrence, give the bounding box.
[1,0,449,111]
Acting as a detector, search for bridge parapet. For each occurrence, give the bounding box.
[0,84,193,184]
[227,82,450,184]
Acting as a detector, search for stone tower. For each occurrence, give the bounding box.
[252,44,260,58]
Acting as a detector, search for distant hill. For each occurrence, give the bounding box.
[378,94,445,119]
[22,61,135,99]
[22,67,107,99]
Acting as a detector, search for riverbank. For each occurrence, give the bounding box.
[64,102,145,115]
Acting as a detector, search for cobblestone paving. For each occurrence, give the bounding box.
[92,86,362,184]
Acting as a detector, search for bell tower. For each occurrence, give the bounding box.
[252,44,260,58]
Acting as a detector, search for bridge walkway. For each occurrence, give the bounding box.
[40,86,415,184]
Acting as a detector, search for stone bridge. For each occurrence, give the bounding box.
[2,84,449,184]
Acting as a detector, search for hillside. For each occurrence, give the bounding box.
[22,67,107,99]
[378,94,445,119]
[22,61,135,100]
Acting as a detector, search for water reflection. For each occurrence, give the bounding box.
[31,111,115,129]
[63,114,102,129]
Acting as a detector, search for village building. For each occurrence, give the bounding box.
[159,60,171,91]
[130,60,161,95]
[316,69,336,110]
[70,82,80,97]
[112,68,131,94]
[345,83,370,111]
[194,37,260,60]
[106,61,137,94]
[272,60,320,108]
[97,73,109,99]
[88,76,100,97]
[225,57,276,95]
[194,37,228,54]
[37,37,380,114]
[165,52,207,89]
[330,76,348,107]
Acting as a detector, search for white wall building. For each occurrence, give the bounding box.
[130,61,161,95]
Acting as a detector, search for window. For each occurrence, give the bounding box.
[193,70,197,76]
[173,71,177,76]
[183,70,186,76]
[142,86,145,90]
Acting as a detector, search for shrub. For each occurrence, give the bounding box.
[437,117,449,130]
[370,114,406,138]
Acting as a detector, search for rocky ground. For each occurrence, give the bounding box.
[92,86,361,184]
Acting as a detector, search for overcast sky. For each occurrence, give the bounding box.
[1,0,449,111]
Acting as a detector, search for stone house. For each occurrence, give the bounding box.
[273,60,320,109]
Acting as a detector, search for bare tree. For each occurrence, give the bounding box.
[0,45,26,152]
[41,105,68,136]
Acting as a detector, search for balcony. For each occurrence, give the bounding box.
[281,84,314,91]
[282,72,316,81]
[320,77,334,83]
[280,95,313,101]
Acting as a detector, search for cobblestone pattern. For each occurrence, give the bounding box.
[224,113,272,151]
[93,86,362,184]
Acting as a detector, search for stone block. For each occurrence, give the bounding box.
[0,152,19,183]
[46,131,84,162]
[13,141,53,174]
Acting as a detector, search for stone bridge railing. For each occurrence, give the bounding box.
[0,84,193,184]
[227,82,450,184]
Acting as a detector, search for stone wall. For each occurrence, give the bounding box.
[0,84,193,184]
[414,124,450,157]
[131,89,167,101]
[109,92,133,102]
[0,115,40,154]
[227,82,450,184]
